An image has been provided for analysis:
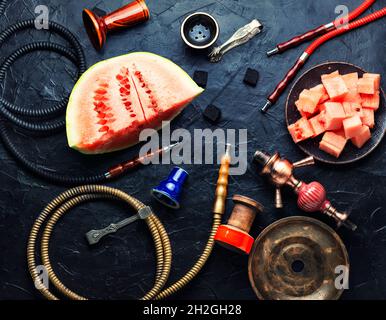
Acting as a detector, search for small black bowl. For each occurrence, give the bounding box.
[180,12,219,50]
[286,61,386,165]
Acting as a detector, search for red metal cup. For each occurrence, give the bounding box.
[82,0,150,51]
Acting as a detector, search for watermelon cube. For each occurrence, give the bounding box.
[299,109,313,119]
[318,103,327,112]
[319,131,347,158]
[322,75,348,101]
[361,91,380,110]
[343,102,363,118]
[361,108,375,128]
[324,102,346,130]
[310,84,329,104]
[321,70,340,81]
[344,90,362,104]
[296,89,323,114]
[363,73,381,91]
[342,72,359,91]
[343,115,362,139]
[357,77,376,95]
[333,128,347,140]
[309,112,326,137]
[288,117,314,143]
[351,125,371,148]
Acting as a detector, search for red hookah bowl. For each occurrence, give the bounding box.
[82,0,150,51]
[297,181,328,212]
[214,225,255,255]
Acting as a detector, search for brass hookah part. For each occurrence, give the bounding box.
[253,150,357,231]
[153,143,231,300]
[27,145,231,300]
[213,143,232,215]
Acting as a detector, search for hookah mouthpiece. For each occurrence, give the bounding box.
[212,144,232,215]
[151,167,188,209]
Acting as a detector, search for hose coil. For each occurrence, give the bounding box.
[27,185,221,300]
[0,18,110,184]
[0,0,6,16]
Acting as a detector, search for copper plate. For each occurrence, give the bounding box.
[248,216,349,300]
[285,62,386,165]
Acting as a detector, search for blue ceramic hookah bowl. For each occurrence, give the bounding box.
[151,167,188,209]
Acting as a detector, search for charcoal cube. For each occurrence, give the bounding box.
[243,68,259,87]
[203,104,221,123]
[193,70,208,88]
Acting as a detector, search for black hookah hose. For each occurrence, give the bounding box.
[0,15,109,184]
[0,0,6,16]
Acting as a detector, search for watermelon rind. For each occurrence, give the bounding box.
[66,52,204,154]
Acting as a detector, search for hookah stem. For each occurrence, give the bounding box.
[261,7,386,112]
[266,0,375,56]
[106,142,181,179]
[154,144,231,299]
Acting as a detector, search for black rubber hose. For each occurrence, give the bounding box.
[0,0,6,16]
[0,42,78,132]
[0,118,107,184]
[0,20,86,120]
[0,18,109,185]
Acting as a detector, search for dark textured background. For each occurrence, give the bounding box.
[0,0,385,300]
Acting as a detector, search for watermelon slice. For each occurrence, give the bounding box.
[66,52,204,154]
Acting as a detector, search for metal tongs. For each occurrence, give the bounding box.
[209,19,263,63]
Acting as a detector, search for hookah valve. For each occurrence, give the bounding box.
[82,0,150,51]
[253,150,357,231]
[215,195,264,254]
[151,167,188,209]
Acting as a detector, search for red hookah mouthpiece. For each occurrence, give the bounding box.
[265,0,376,56]
[261,6,386,113]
